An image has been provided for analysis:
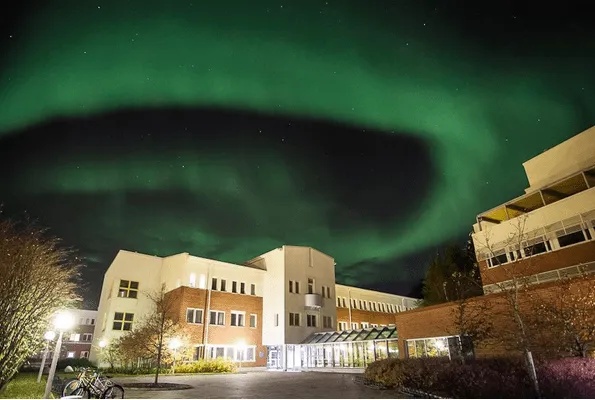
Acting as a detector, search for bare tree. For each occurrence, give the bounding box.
[117,284,182,384]
[474,216,541,396]
[0,216,81,391]
[530,271,595,357]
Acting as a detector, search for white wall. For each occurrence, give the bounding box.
[472,187,595,250]
[335,284,419,312]
[523,125,595,193]
[253,247,286,346]
[284,246,336,344]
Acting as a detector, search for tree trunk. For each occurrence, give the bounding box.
[523,349,540,398]
[155,333,163,385]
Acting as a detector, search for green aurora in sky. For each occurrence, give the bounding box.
[1,1,594,292]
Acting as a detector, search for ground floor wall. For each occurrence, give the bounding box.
[393,275,595,359]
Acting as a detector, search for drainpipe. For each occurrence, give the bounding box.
[202,263,212,359]
[347,288,352,327]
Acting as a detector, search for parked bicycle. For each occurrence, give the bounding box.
[61,367,124,399]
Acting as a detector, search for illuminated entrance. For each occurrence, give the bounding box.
[299,326,399,368]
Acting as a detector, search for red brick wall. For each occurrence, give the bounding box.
[479,240,595,285]
[393,275,595,359]
[336,307,397,327]
[166,286,266,367]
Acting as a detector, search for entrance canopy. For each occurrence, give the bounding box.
[300,326,398,344]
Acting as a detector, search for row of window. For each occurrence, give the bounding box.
[288,278,330,297]
[79,318,96,325]
[487,224,594,268]
[209,278,256,296]
[337,321,390,331]
[406,335,474,360]
[67,333,93,342]
[205,345,256,362]
[336,297,410,313]
[286,312,333,328]
[186,308,258,328]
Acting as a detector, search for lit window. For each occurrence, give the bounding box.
[80,351,89,358]
[69,333,80,342]
[113,312,134,331]
[67,351,75,358]
[117,280,139,299]
[189,273,196,287]
[186,308,203,324]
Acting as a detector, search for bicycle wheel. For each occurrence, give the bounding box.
[62,378,82,397]
[100,384,124,399]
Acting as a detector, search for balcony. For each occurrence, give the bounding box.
[305,293,322,309]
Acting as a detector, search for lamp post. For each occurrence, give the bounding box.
[168,338,182,374]
[43,311,75,399]
[236,339,246,371]
[37,331,56,383]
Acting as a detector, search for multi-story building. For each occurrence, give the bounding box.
[472,125,595,293]
[89,245,418,370]
[63,309,98,359]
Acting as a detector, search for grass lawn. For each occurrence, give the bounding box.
[0,373,48,399]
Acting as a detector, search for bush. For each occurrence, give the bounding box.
[56,358,96,371]
[365,356,595,398]
[538,358,595,399]
[174,358,237,374]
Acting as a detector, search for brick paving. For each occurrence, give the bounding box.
[115,371,409,398]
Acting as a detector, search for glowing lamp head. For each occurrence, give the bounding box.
[44,331,56,341]
[53,311,75,331]
[98,339,108,348]
[169,337,182,350]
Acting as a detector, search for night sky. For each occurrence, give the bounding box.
[1,1,594,307]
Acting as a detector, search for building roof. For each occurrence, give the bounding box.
[300,326,398,344]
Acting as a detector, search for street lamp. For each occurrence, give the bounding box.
[37,331,56,383]
[99,339,108,349]
[168,338,182,374]
[43,311,75,399]
[236,339,246,370]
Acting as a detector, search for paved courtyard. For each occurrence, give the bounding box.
[115,371,408,398]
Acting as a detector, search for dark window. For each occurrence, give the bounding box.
[117,280,139,298]
[113,312,134,331]
[240,282,246,294]
[232,281,237,293]
[558,231,586,247]
[251,284,256,295]
[524,242,547,256]
[211,278,218,290]
[490,253,508,267]
[221,279,226,291]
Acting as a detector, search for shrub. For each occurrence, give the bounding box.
[56,358,96,371]
[538,358,595,399]
[174,358,237,374]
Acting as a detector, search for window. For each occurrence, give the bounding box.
[232,281,238,293]
[69,333,80,342]
[186,308,203,324]
[80,351,89,358]
[91,319,95,325]
[239,282,245,294]
[326,286,331,298]
[338,321,348,331]
[306,314,317,327]
[82,333,92,342]
[231,311,245,327]
[321,285,327,298]
[341,298,346,308]
[358,300,363,309]
[249,314,257,328]
[211,278,218,290]
[207,345,256,362]
[372,302,377,312]
[289,312,300,326]
[274,313,279,327]
[323,316,333,328]
[557,229,586,247]
[289,280,300,294]
[189,273,196,287]
[221,279,227,291]
[371,323,379,327]
[113,312,134,331]
[251,284,256,295]
[351,322,359,329]
[307,278,314,294]
[361,322,369,329]
[210,311,225,326]
[336,297,341,307]
[67,351,75,358]
[117,280,139,298]
[85,318,90,325]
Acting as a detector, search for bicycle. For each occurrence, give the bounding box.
[61,367,125,399]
